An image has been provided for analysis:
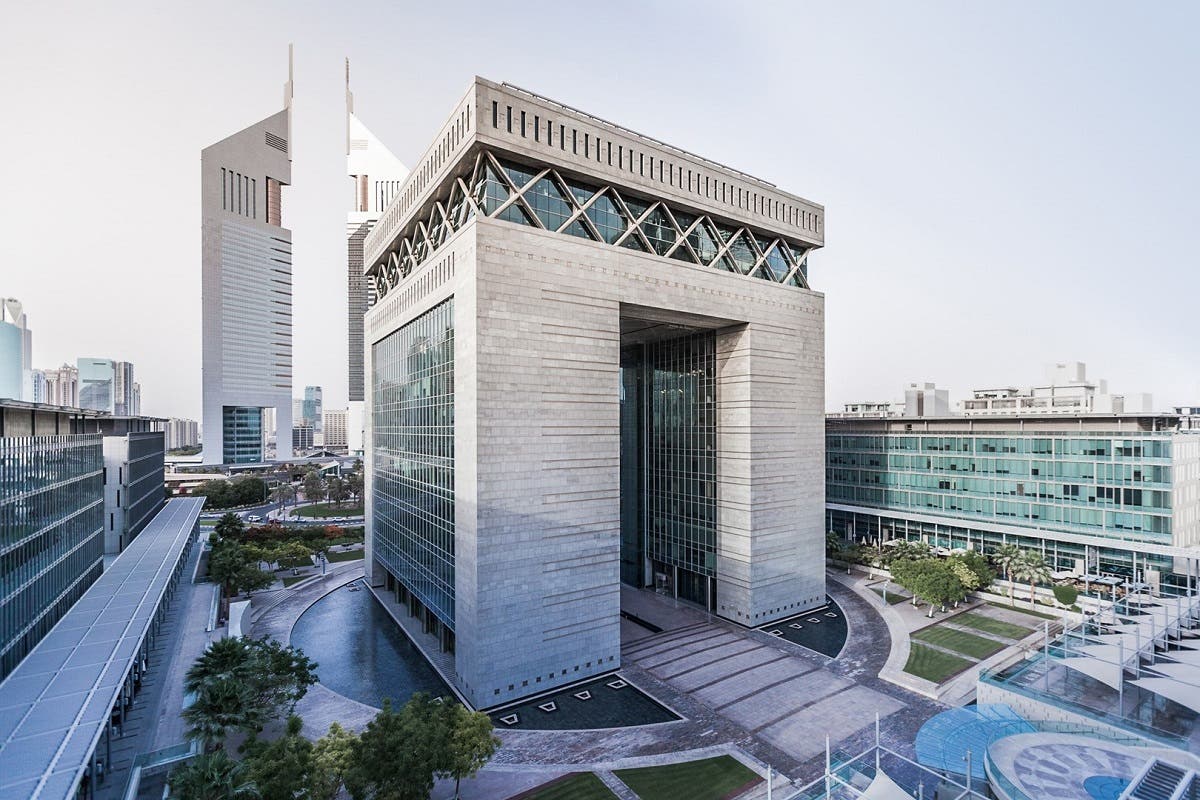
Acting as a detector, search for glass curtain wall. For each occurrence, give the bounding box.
[0,434,104,679]
[222,407,263,464]
[620,331,718,610]
[372,299,455,645]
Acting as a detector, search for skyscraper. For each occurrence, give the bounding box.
[346,60,408,456]
[303,385,323,435]
[364,78,826,708]
[0,298,33,401]
[77,358,116,413]
[201,48,294,464]
[111,360,136,415]
[43,363,79,407]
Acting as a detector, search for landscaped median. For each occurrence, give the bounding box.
[902,607,1038,685]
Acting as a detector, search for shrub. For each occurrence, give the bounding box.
[1052,584,1079,606]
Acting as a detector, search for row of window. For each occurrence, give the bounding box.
[828,434,1173,460]
[220,167,256,219]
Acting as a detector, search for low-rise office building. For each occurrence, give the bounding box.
[98,417,166,554]
[0,401,105,680]
[827,412,1200,587]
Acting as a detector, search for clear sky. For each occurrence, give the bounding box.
[2,1,1196,419]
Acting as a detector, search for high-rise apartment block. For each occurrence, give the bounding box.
[0,298,33,401]
[323,408,348,452]
[346,61,408,457]
[364,78,826,707]
[201,49,294,464]
[158,417,200,450]
[43,363,79,407]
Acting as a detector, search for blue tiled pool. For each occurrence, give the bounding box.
[291,581,451,708]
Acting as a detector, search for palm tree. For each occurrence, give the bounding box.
[169,750,259,800]
[1013,550,1052,605]
[992,543,1023,605]
[270,482,296,516]
[184,638,253,697]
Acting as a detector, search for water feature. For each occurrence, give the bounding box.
[291,581,451,708]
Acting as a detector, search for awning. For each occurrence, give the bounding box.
[1060,656,1124,690]
[859,769,915,800]
[1129,677,1200,715]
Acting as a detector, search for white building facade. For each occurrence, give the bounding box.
[346,61,409,458]
[364,78,827,708]
[201,50,295,464]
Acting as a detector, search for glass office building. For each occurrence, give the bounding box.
[827,414,1200,583]
[620,332,718,608]
[0,406,105,679]
[77,358,116,414]
[221,406,264,464]
[372,299,455,650]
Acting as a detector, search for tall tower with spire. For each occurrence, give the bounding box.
[201,46,295,464]
[346,59,408,456]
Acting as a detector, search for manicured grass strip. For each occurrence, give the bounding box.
[903,643,974,683]
[326,549,364,563]
[294,502,364,518]
[986,601,1059,620]
[282,574,313,587]
[871,587,909,605]
[952,611,1033,640]
[615,755,760,800]
[518,772,618,800]
[912,625,1006,660]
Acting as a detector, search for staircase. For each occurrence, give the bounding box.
[1121,758,1197,800]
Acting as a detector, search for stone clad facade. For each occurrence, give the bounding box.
[365,78,827,708]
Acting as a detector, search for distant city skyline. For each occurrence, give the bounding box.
[3,1,1198,419]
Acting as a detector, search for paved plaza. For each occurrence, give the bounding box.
[253,568,946,795]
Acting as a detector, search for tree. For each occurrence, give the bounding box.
[1053,583,1080,607]
[991,543,1023,605]
[184,677,266,748]
[1014,550,1052,604]
[271,540,314,571]
[345,695,449,800]
[208,543,250,596]
[270,482,297,513]
[215,513,245,540]
[310,723,358,800]
[303,470,326,504]
[439,704,500,800]
[326,476,350,507]
[243,715,313,800]
[346,472,364,502]
[184,637,318,747]
[169,750,259,800]
[952,550,995,592]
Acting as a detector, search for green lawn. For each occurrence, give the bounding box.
[871,587,909,605]
[903,643,974,683]
[519,773,617,800]
[326,549,364,563]
[282,574,314,587]
[912,625,1006,659]
[986,601,1059,620]
[294,502,364,518]
[952,611,1033,640]
[614,756,760,800]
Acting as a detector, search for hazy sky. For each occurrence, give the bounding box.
[3,1,1197,419]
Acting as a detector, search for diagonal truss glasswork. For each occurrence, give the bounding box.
[370,150,814,299]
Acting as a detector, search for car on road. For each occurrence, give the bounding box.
[246,514,262,523]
